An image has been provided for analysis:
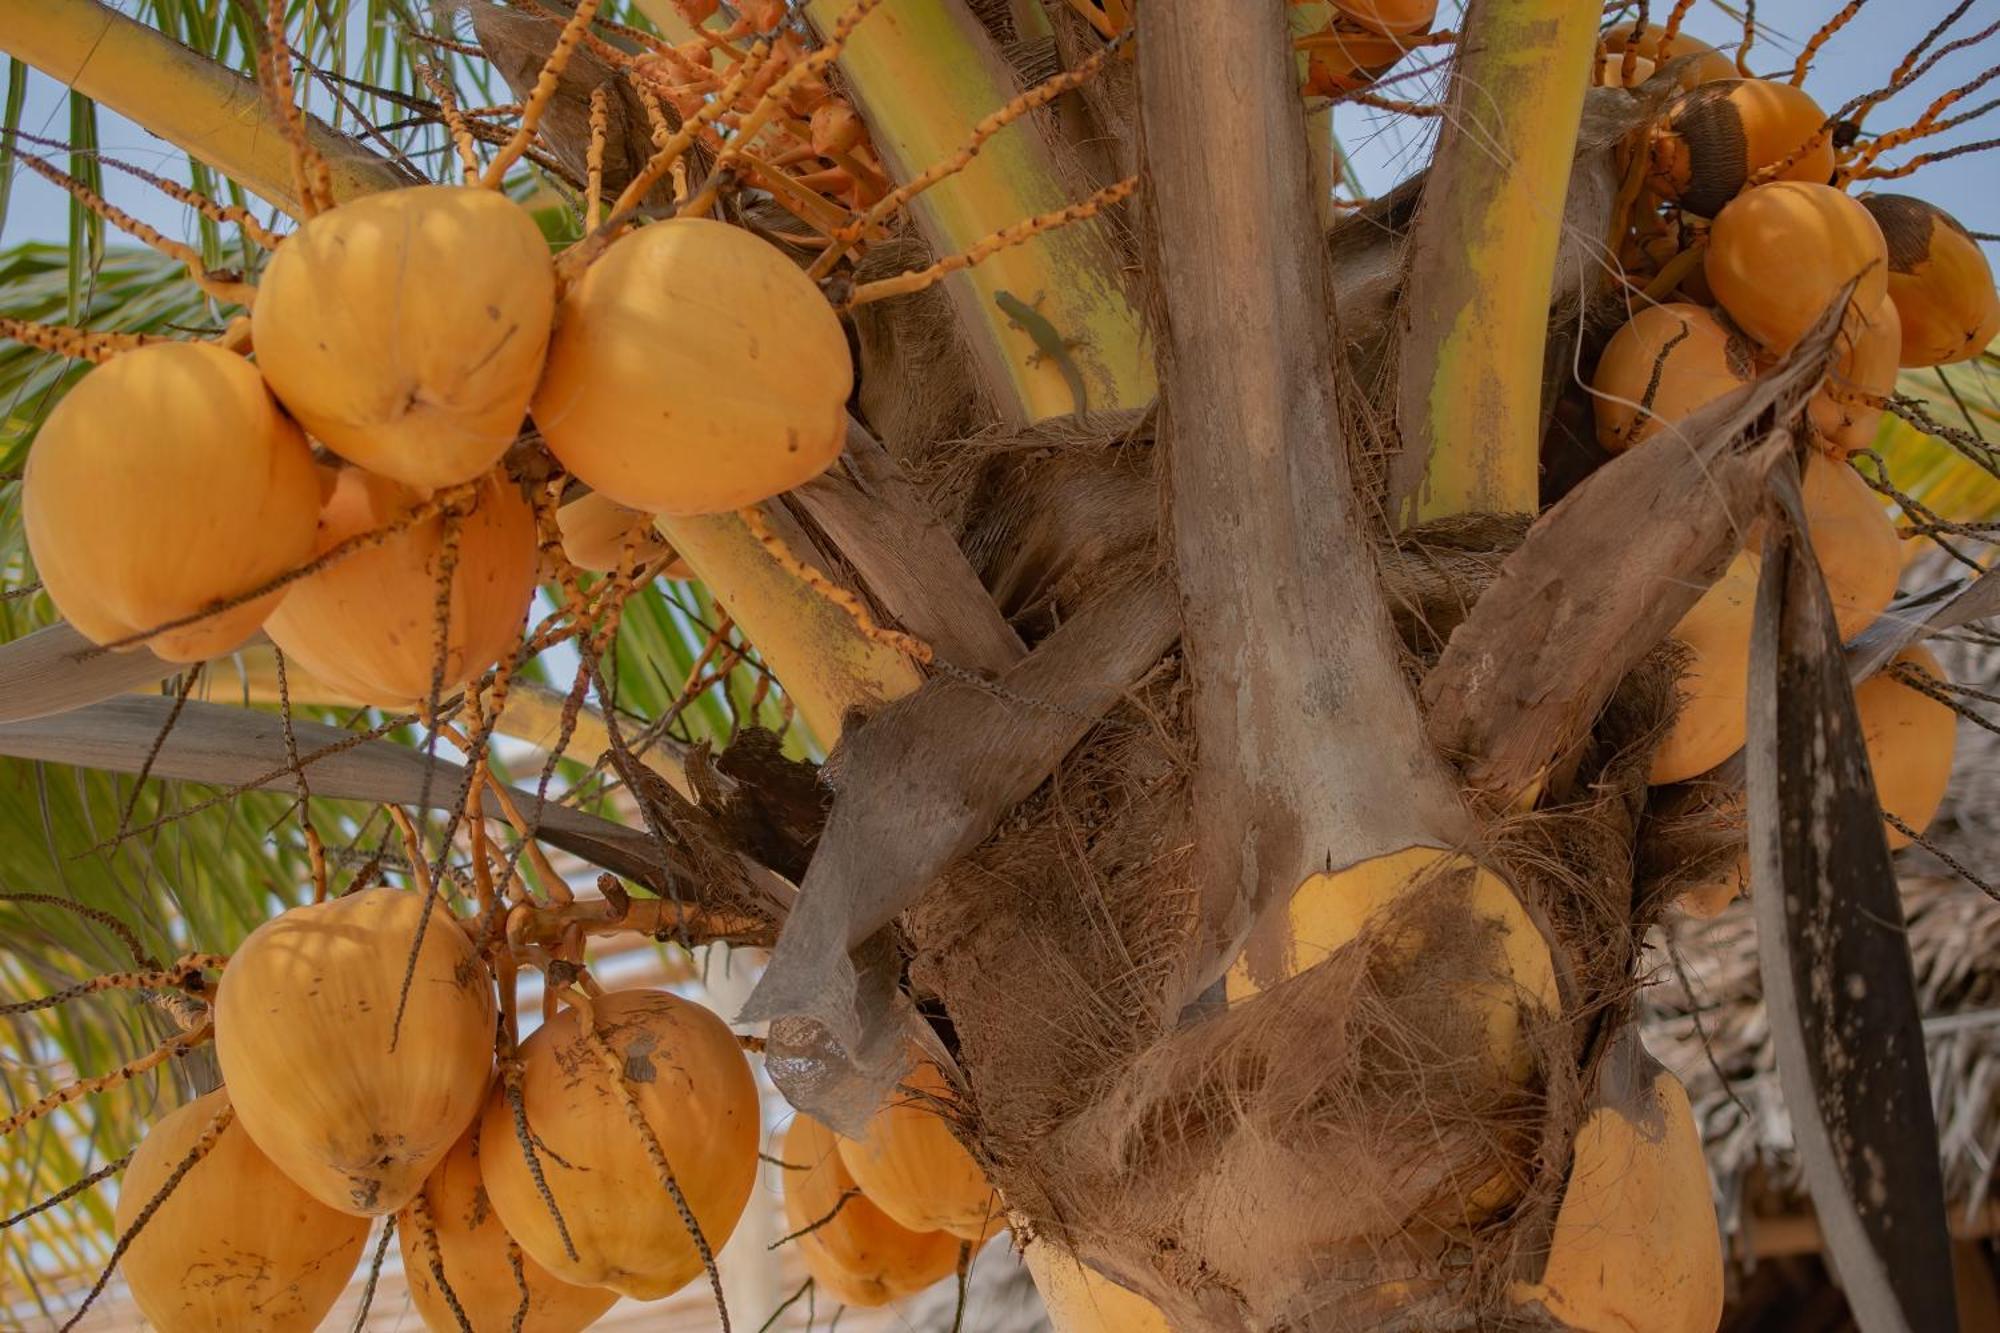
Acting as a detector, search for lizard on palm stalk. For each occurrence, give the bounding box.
[995,289,1089,423]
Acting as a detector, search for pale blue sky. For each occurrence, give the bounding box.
[0,0,1994,258]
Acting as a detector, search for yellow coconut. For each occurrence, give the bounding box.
[1226,846,1560,1087]
[1808,294,1901,457]
[1706,181,1890,355]
[1024,1240,1173,1333]
[1647,79,1835,217]
[264,465,537,706]
[1857,645,1958,850]
[836,1056,1002,1240]
[22,342,320,663]
[480,989,760,1300]
[556,489,682,576]
[1859,193,2000,367]
[1650,549,1760,785]
[215,888,496,1216]
[398,1123,619,1333]
[1592,303,1758,452]
[116,1089,371,1332]
[532,217,852,516]
[1601,21,1738,87]
[1799,451,1900,640]
[251,184,555,490]
[780,1114,964,1308]
[1511,1038,1724,1333]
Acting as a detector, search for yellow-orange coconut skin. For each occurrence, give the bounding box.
[1860,193,2000,367]
[250,185,555,490]
[1706,182,1889,355]
[1808,296,1901,457]
[215,888,496,1216]
[781,1114,963,1307]
[531,217,852,516]
[1511,1050,1724,1333]
[1650,549,1759,784]
[23,342,320,663]
[1025,1241,1173,1333]
[1858,645,1958,850]
[1225,846,1560,1087]
[1592,303,1756,452]
[1601,21,1737,87]
[555,489,680,575]
[264,465,537,706]
[1647,80,1834,217]
[836,1057,1002,1241]
[480,989,759,1300]
[1799,452,1900,640]
[398,1124,618,1333]
[116,1089,370,1332]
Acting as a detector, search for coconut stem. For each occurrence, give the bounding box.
[0,1152,130,1233]
[1,1021,212,1139]
[843,174,1138,308]
[808,29,1131,279]
[259,0,334,214]
[585,86,610,231]
[737,505,932,662]
[1791,0,1866,86]
[502,1058,579,1261]
[415,59,483,182]
[406,1190,476,1333]
[482,0,605,189]
[0,954,224,1019]
[0,316,160,364]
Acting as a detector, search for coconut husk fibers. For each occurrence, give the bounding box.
[876,464,1690,1326]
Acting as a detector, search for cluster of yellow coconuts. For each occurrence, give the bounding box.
[1577,48,1982,915]
[116,885,1005,1330]
[1300,0,1438,98]
[21,184,853,702]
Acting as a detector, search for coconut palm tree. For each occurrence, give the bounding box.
[0,1,1996,1329]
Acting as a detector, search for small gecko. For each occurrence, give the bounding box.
[995,289,1089,423]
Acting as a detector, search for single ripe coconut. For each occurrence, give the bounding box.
[216,888,497,1216]
[1330,0,1436,37]
[1857,645,1958,849]
[780,1114,963,1308]
[1859,194,2000,367]
[22,342,320,663]
[1600,21,1738,88]
[1706,181,1889,355]
[263,465,537,706]
[1226,846,1560,1085]
[480,989,760,1300]
[1024,1240,1172,1333]
[1799,451,1900,640]
[532,217,852,516]
[836,1056,1002,1241]
[398,1123,619,1333]
[1650,549,1759,784]
[555,489,682,576]
[1808,295,1901,457]
[1510,1037,1723,1333]
[251,184,555,491]
[117,1089,371,1332]
[1646,79,1835,217]
[1591,303,1757,452]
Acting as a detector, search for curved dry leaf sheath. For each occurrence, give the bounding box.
[1746,459,1957,1333]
